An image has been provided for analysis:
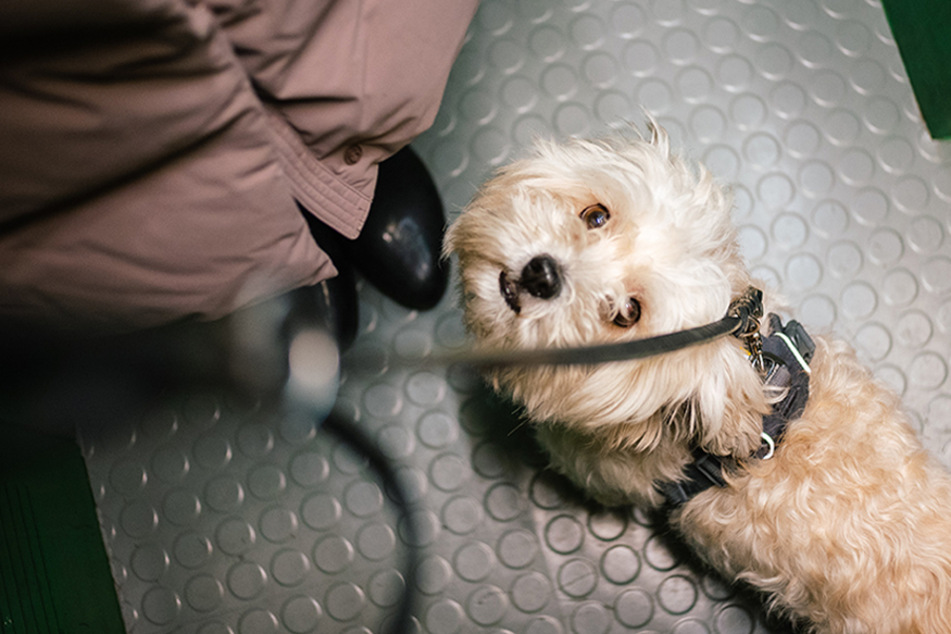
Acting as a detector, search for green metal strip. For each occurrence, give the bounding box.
[882,0,951,139]
[0,424,124,634]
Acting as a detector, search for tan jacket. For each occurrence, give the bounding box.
[0,0,477,332]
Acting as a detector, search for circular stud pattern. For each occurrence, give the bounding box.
[84,1,951,633]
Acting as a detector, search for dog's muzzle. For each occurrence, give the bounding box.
[499,254,562,314]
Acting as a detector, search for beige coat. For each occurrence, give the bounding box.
[0,0,478,332]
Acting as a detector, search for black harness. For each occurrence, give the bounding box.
[658,314,816,507]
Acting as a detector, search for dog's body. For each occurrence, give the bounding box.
[444,122,951,633]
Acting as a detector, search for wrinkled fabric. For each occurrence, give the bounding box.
[0,0,478,332]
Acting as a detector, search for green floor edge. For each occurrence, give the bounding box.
[882,0,951,140]
[1,423,125,634]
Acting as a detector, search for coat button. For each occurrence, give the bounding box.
[344,144,363,165]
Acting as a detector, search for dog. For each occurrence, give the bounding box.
[443,119,951,633]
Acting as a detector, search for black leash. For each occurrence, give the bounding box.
[436,287,765,369]
[320,413,419,634]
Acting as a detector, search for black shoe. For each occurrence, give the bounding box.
[288,261,358,352]
[346,146,448,310]
[299,207,360,351]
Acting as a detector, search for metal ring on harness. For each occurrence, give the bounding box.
[759,432,776,460]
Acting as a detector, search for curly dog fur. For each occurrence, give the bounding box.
[444,120,951,633]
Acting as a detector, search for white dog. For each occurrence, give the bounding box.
[444,120,951,633]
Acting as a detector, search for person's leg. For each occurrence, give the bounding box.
[0,0,334,333]
[209,0,480,309]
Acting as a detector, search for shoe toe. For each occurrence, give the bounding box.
[351,147,448,310]
[354,213,448,310]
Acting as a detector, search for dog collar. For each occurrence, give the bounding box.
[658,314,815,508]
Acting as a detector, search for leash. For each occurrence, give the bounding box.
[430,286,766,369]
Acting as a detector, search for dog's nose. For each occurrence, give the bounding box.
[520,254,562,300]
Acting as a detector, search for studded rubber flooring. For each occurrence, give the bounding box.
[82,0,951,632]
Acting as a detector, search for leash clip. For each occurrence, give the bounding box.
[746,331,766,375]
[728,287,764,338]
[729,287,765,372]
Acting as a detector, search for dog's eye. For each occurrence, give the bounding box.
[580,203,610,230]
[613,297,641,328]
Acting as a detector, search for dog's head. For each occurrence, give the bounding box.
[444,120,768,459]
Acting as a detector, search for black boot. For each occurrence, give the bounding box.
[299,208,360,351]
[288,262,358,352]
[346,146,448,310]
